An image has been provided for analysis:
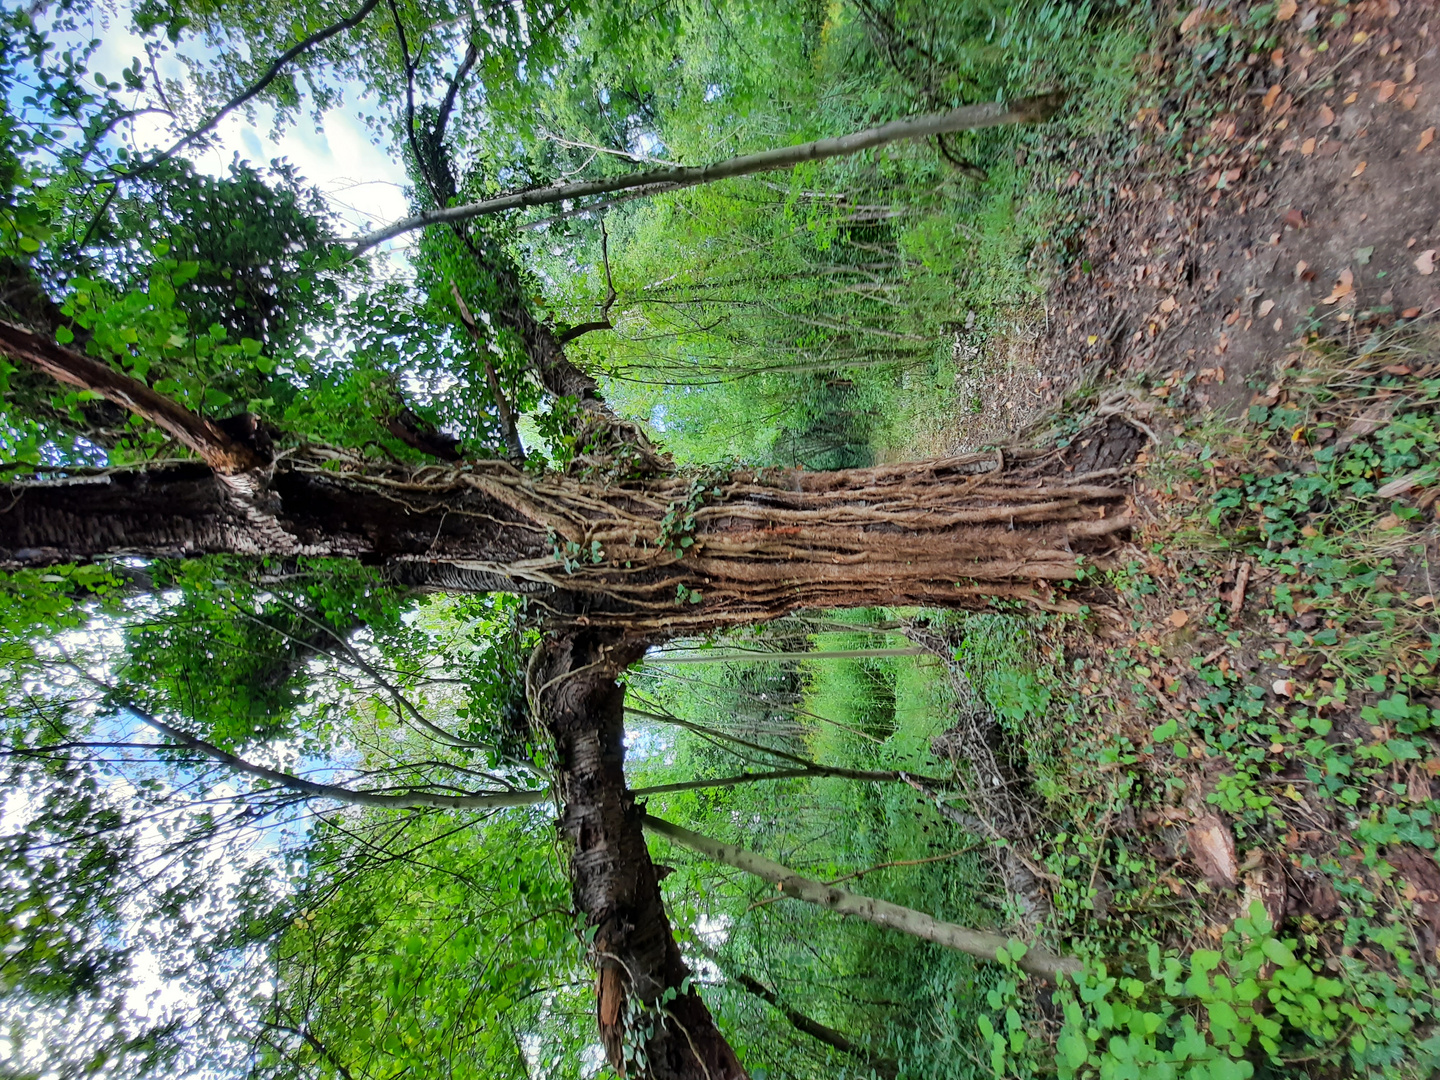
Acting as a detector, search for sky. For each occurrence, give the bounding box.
[77,8,415,251]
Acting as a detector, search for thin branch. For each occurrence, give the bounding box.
[692,943,897,1079]
[625,702,943,784]
[643,646,926,663]
[555,217,618,345]
[120,0,383,180]
[122,699,537,810]
[351,94,1065,252]
[388,0,431,202]
[260,1022,356,1080]
[433,38,480,146]
[645,814,1080,982]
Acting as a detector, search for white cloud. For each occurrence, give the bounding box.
[79,19,414,250]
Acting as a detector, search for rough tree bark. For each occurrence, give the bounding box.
[534,633,747,1079]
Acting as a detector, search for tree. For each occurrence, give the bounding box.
[0,4,1128,1076]
[0,305,1129,1080]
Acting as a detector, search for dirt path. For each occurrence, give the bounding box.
[1044,0,1440,420]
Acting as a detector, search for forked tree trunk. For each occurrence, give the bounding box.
[0,328,1138,1080]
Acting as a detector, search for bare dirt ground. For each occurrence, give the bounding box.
[1044,0,1440,420]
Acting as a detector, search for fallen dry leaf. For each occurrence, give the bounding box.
[1284,207,1306,228]
[1271,47,1284,66]
[1376,470,1428,497]
[1180,4,1205,33]
[1378,80,1398,103]
[1344,91,1359,104]
[1188,814,1239,887]
[1276,0,1297,19]
[1403,306,1423,318]
[1352,160,1367,177]
[1403,90,1420,110]
[1419,127,1436,153]
[1159,296,1178,313]
[1169,609,1190,628]
[1322,267,1355,304]
[1301,137,1316,155]
[1377,513,1405,530]
[1263,84,1282,109]
[1405,61,1418,84]
[1417,250,1437,276]
[1273,317,1284,331]
[1258,299,1275,317]
[1319,104,1335,126]
[1294,259,1308,280]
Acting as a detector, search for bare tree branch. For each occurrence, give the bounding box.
[120,0,383,180]
[644,814,1081,982]
[556,217,618,344]
[350,93,1065,252]
[123,700,538,810]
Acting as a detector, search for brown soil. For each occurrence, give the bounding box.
[1043,0,1440,419]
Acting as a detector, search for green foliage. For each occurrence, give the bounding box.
[255,811,587,1080]
[979,902,1439,1079]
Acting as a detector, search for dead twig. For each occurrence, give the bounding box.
[1229,560,1252,616]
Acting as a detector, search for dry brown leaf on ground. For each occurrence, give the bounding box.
[1417,250,1437,276]
[1420,127,1436,153]
[1319,104,1335,126]
[1180,5,1205,33]
[1169,609,1190,627]
[1277,0,1297,19]
[1323,267,1355,303]
[1188,813,1239,887]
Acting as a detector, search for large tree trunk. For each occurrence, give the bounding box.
[536,632,747,1080]
[0,446,1131,630]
